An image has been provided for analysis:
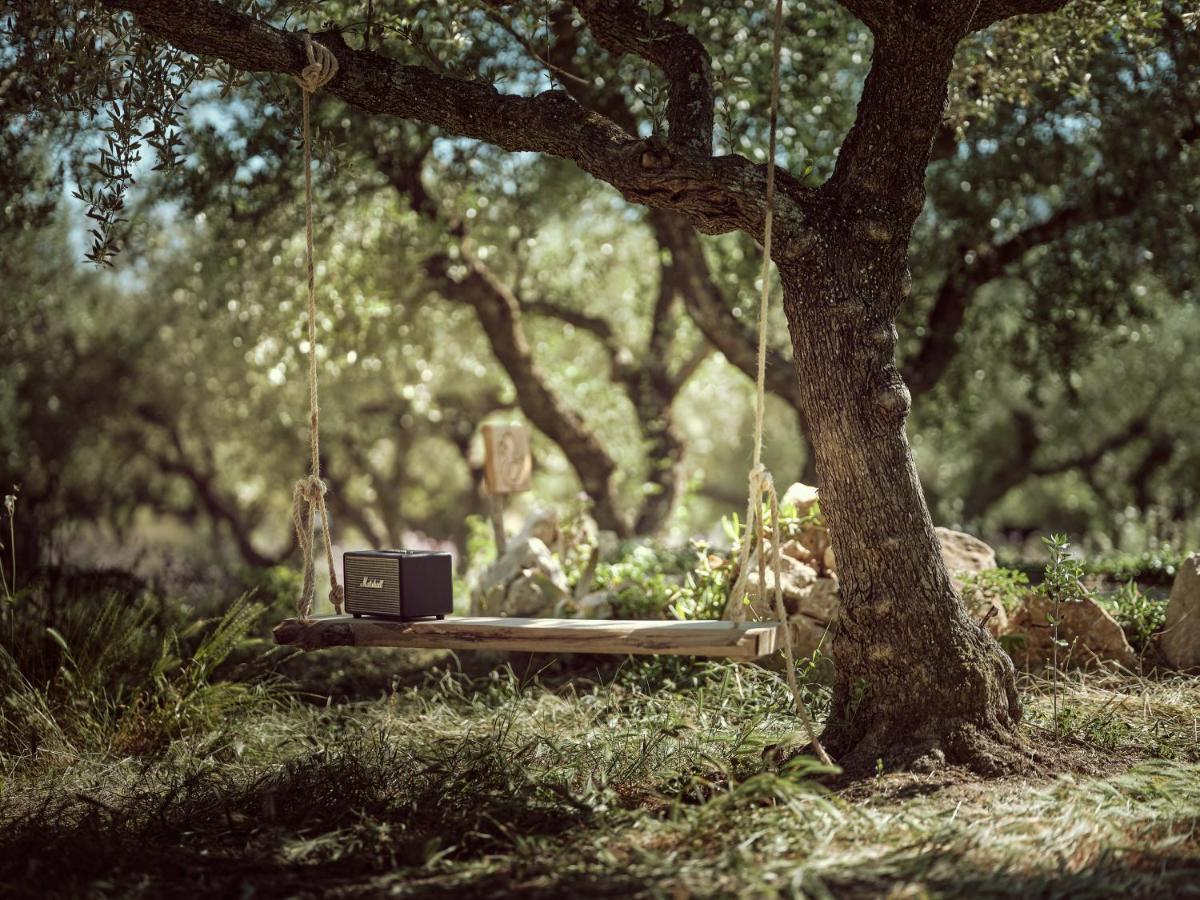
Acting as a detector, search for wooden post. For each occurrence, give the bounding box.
[489,494,508,556]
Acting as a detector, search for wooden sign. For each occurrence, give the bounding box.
[482,424,531,495]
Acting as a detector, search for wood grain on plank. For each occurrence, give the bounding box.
[273,615,790,659]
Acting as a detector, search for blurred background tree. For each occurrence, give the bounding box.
[1,0,1196,580]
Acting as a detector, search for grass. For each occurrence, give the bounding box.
[1,572,1198,897]
[2,660,1198,894]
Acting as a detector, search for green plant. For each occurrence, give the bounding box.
[590,541,736,621]
[1,488,17,601]
[1084,547,1187,586]
[1041,534,1089,736]
[959,567,1031,614]
[0,584,272,761]
[1096,580,1168,653]
[594,543,689,619]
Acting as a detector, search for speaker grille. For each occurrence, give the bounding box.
[345,555,401,615]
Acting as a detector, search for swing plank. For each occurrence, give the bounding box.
[273,615,791,660]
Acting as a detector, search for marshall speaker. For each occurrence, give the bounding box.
[343,550,453,620]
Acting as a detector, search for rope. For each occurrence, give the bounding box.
[727,0,832,767]
[292,34,343,621]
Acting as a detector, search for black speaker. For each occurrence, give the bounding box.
[343,550,453,620]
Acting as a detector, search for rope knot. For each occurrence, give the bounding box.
[296,473,327,502]
[329,583,345,615]
[294,34,338,94]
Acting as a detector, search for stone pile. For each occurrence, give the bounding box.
[470,509,571,618]
[470,495,1198,675]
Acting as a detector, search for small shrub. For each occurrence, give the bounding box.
[1094,580,1168,653]
[1041,534,1089,734]
[592,542,733,621]
[1,584,273,762]
[960,567,1030,613]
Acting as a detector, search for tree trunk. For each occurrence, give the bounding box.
[778,266,1023,775]
[630,371,686,535]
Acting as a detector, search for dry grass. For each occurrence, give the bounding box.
[1,640,1197,898]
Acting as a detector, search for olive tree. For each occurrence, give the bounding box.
[16,0,1164,773]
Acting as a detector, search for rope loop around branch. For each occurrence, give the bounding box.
[294,33,338,94]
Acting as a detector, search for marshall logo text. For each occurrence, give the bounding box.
[360,576,385,590]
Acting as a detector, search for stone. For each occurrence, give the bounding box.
[796,576,840,624]
[1007,592,1137,669]
[741,548,840,623]
[934,527,1011,635]
[788,614,833,659]
[781,482,820,516]
[797,525,832,570]
[823,545,837,577]
[935,527,997,588]
[970,598,1009,639]
[740,552,818,617]
[780,539,818,569]
[472,536,570,617]
[1161,554,1200,671]
[555,590,614,620]
[511,508,560,549]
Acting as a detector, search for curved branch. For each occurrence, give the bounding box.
[904,196,1134,396]
[962,409,1151,520]
[523,299,619,350]
[573,0,714,153]
[427,252,632,537]
[104,0,815,239]
[904,120,1196,396]
[649,209,804,411]
[137,405,295,567]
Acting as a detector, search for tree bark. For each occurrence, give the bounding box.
[778,264,1023,774]
[775,25,1028,773]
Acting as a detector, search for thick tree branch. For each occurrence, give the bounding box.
[573,0,714,153]
[105,0,815,239]
[904,192,1136,395]
[523,299,620,351]
[823,34,958,249]
[649,209,804,411]
[672,339,713,393]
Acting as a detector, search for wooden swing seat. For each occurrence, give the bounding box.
[273,615,792,660]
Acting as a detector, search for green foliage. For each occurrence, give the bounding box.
[1040,533,1089,732]
[2,649,1198,896]
[0,583,273,761]
[1094,580,1169,654]
[959,567,1031,613]
[591,541,733,621]
[1040,534,1089,610]
[594,543,695,619]
[3,0,1198,576]
[1085,547,1188,586]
